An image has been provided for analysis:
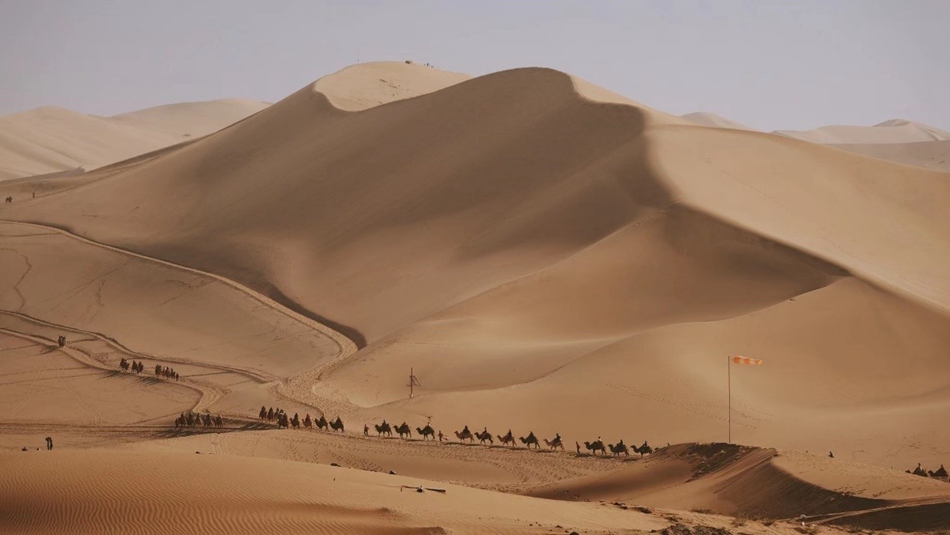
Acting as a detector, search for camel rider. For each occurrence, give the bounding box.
[463,425,469,434]
[554,433,561,442]
[483,427,487,434]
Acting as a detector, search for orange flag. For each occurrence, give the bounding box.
[732,356,763,365]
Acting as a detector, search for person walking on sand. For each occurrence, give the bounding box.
[575,441,581,455]
[438,430,444,443]
[45,437,53,450]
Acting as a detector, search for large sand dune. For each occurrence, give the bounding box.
[1,61,949,531]
[0,99,268,181]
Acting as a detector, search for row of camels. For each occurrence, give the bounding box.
[247,409,654,458]
[119,358,180,381]
[909,463,949,480]
[175,411,222,428]
[258,407,344,432]
[364,421,653,457]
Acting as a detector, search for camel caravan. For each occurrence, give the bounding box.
[175,411,223,429]
[118,357,179,381]
[908,463,950,481]
[245,408,655,460]
[258,406,344,432]
[360,420,654,458]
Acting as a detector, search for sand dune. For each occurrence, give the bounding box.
[3,63,949,466]
[681,112,756,131]
[109,99,269,138]
[775,118,950,144]
[2,60,949,531]
[831,140,950,173]
[0,99,268,182]
[0,449,669,535]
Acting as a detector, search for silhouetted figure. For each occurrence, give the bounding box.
[829,451,834,458]
[438,430,444,442]
[363,424,369,437]
[576,441,581,454]
[45,437,53,450]
[57,335,66,348]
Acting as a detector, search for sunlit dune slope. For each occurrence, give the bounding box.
[775,119,950,144]
[0,450,665,535]
[109,98,270,138]
[0,99,268,181]
[831,140,950,173]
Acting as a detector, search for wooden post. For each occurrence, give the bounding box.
[727,355,732,444]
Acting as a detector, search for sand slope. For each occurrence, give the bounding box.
[681,112,756,131]
[0,449,668,535]
[109,98,269,138]
[831,140,950,173]
[0,99,268,182]
[775,118,950,144]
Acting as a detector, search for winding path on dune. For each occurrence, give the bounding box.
[0,219,359,417]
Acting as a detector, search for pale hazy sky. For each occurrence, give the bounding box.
[1,0,947,131]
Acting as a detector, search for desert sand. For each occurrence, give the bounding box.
[0,99,268,181]
[2,61,949,533]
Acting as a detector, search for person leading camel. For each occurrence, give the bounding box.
[576,441,581,455]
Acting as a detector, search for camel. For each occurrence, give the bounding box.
[544,435,564,451]
[633,441,653,457]
[584,440,607,455]
[303,414,312,429]
[315,415,329,430]
[934,465,949,478]
[4,196,12,203]
[214,415,223,427]
[291,413,300,429]
[454,428,475,443]
[330,416,344,433]
[475,430,493,445]
[259,406,267,420]
[608,441,629,457]
[519,432,540,450]
[416,425,435,440]
[375,422,392,437]
[395,422,412,439]
[497,430,515,447]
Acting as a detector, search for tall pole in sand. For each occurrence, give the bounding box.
[727,355,732,444]
[410,367,414,398]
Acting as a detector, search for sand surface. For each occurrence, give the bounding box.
[2,61,949,533]
[0,99,267,181]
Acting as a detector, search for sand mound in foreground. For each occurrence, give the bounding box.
[525,443,950,528]
[0,449,667,535]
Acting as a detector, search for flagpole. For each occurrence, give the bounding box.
[727,355,731,444]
